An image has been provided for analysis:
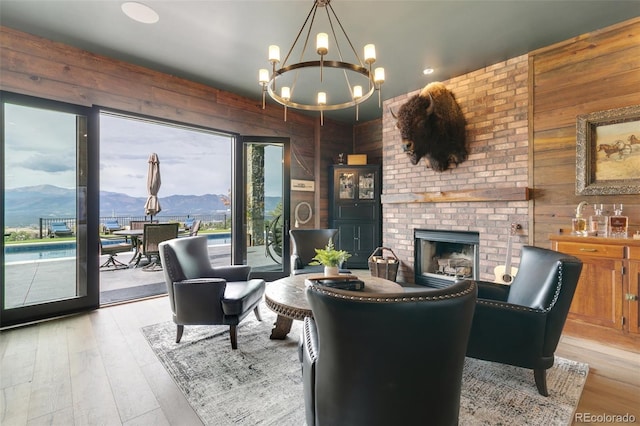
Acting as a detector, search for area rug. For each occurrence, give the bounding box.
[142,305,588,426]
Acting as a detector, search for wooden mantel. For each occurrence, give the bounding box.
[381,187,531,204]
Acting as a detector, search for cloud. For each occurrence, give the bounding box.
[18,153,75,173]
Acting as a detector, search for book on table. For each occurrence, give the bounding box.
[305,274,365,291]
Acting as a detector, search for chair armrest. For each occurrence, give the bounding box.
[291,254,303,271]
[467,299,548,366]
[475,280,511,301]
[172,278,227,323]
[207,265,251,281]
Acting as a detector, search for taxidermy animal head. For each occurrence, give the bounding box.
[392,82,468,172]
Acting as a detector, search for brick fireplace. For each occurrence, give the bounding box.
[380,54,530,284]
[414,229,479,288]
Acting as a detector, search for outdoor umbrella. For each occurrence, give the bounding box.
[144,152,161,220]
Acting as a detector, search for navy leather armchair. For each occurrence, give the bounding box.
[300,279,477,426]
[159,236,265,349]
[290,229,346,275]
[465,245,583,396]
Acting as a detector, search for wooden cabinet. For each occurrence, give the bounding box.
[330,165,381,269]
[550,235,640,351]
[628,246,640,334]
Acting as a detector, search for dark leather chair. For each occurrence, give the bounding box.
[290,229,347,275]
[300,279,477,426]
[465,245,583,396]
[159,236,265,349]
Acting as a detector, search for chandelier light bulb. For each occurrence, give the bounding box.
[364,44,376,64]
[281,86,291,100]
[318,92,327,105]
[316,33,329,55]
[374,67,385,84]
[258,69,269,84]
[268,45,280,63]
[353,85,363,99]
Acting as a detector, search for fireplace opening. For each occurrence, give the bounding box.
[414,229,479,288]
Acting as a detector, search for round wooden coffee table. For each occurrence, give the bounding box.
[264,274,404,339]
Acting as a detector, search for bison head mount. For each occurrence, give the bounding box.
[392,82,467,172]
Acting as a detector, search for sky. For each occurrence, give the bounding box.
[4,105,283,198]
[100,113,233,197]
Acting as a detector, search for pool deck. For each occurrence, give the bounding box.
[4,244,281,308]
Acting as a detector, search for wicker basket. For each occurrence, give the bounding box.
[368,247,399,282]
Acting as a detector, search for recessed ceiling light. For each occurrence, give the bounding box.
[423,68,435,75]
[121,2,159,24]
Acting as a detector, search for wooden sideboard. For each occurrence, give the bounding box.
[550,234,640,352]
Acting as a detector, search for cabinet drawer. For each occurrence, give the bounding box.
[628,246,640,260]
[556,242,624,259]
[336,204,377,221]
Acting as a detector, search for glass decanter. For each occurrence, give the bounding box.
[589,204,608,237]
[609,204,628,238]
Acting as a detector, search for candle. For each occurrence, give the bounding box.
[316,33,328,55]
[268,45,280,63]
[281,86,291,100]
[353,85,363,99]
[364,44,376,63]
[258,69,269,84]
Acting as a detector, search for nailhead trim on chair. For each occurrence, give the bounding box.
[307,280,476,303]
[303,319,318,362]
[476,262,564,313]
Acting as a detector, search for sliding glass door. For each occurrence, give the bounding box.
[234,137,290,281]
[1,92,99,327]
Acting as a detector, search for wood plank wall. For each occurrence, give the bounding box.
[0,26,353,229]
[530,18,640,246]
[353,18,639,251]
[354,119,383,165]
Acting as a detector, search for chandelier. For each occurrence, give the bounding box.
[258,0,385,124]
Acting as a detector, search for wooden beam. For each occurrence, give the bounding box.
[381,187,531,204]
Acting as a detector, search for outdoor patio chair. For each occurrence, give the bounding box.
[48,222,73,237]
[130,220,157,230]
[142,223,179,271]
[188,220,201,236]
[184,217,196,230]
[100,238,133,270]
[102,219,122,234]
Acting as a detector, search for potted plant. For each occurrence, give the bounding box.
[310,238,351,276]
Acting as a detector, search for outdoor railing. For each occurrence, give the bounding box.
[36,213,230,239]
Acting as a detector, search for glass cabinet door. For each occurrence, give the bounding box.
[339,172,355,200]
[358,172,375,200]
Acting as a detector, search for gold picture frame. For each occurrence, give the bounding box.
[576,105,640,195]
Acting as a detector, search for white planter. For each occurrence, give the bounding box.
[324,266,339,277]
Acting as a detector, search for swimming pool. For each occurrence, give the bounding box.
[4,233,231,263]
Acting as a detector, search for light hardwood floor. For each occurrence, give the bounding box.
[1,295,639,425]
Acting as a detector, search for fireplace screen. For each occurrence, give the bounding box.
[415,229,479,288]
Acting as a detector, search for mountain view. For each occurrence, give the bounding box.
[5,185,281,227]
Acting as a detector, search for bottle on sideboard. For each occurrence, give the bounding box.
[609,204,628,238]
[571,201,588,236]
[589,204,608,237]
